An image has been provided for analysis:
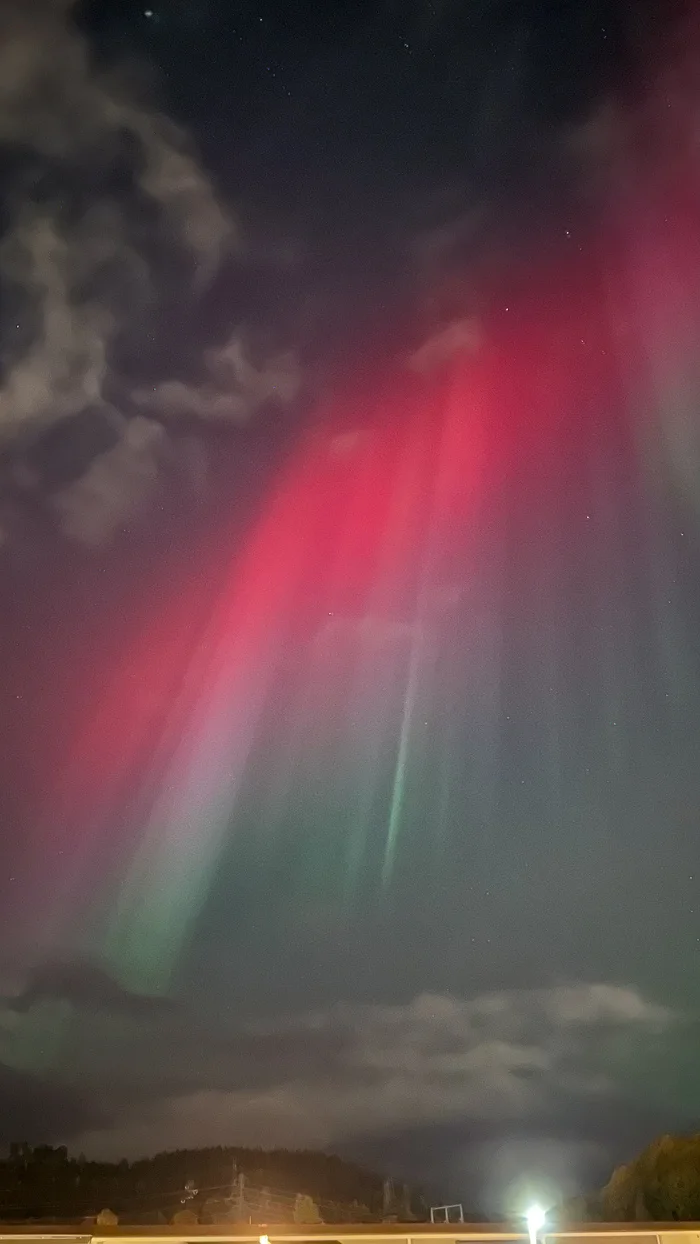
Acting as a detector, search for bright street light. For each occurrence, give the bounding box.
[526,1204,547,1244]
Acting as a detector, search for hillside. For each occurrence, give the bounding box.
[0,1143,418,1224]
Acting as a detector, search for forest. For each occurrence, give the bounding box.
[560,1134,700,1222]
[0,1142,418,1224]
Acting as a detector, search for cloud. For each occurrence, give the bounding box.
[0,0,231,276]
[0,212,115,438]
[133,332,301,424]
[67,983,672,1159]
[49,415,167,544]
[407,317,481,373]
[4,956,177,1018]
[0,0,230,440]
[0,0,237,540]
[0,1060,105,1147]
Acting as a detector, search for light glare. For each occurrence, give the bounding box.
[526,1205,547,1242]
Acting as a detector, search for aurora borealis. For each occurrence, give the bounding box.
[1,0,700,1214]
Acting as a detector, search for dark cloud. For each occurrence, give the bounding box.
[61,984,672,1168]
[0,975,681,1203]
[6,957,177,1018]
[0,1061,105,1147]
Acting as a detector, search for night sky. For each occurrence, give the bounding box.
[1,0,700,1217]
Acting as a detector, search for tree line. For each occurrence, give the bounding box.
[558,1134,700,1222]
[0,1143,421,1224]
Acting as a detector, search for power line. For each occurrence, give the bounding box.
[94,1175,375,1221]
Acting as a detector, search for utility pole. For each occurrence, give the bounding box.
[234,1172,247,1221]
[227,1158,238,1213]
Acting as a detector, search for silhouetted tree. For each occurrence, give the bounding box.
[293,1193,322,1223]
[563,1133,700,1223]
[172,1208,198,1225]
